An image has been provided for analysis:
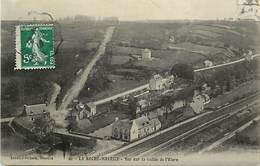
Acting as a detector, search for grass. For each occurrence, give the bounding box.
[1,20,108,115]
[88,21,260,105]
[207,80,259,109]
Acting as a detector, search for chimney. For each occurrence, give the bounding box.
[23,104,27,111]
[115,117,119,121]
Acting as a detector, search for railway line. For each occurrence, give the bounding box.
[106,93,260,157]
[198,115,260,154]
[142,103,260,157]
[93,53,260,106]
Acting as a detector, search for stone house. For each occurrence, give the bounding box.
[149,74,174,91]
[23,104,50,122]
[142,48,152,61]
[70,102,97,121]
[112,115,161,142]
[136,99,150,114]
[149,74,167,90]
[204,60,213,67]
[189,91,210,114]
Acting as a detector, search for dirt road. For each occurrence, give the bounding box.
[58,26,115,111]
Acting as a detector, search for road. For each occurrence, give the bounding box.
[194,54,260,72]
[58,26,115,111]
[54,128,93,140]
[198,115,260,154]
[92,53,260,106]
[94,84,149,105]
[0,117,15,123]
[49,82,61,106]
[106,93,260,157]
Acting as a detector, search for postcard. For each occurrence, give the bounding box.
[1,0,260,165]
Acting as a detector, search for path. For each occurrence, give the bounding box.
[58,26,115,111]
[93,84,149,105]
[194,54,260,72]
[92,53,260,106]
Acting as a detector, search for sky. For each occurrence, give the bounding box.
[2,0,240,21]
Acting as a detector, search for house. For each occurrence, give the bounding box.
[202,83,211,94]
[23,104,50,121]
[169,35,175,43]
[136,99,149,114]
[204,60,213,67]
[189,91,210,114]
[112,115,162,142]
[149,74,174,91]
[149,74,167,90]
[70,102,97,121]
[190,95,205,114]
[131,116,161,140]
[86,102,97,116]
[111,118,132,141]
[142,48,152,61]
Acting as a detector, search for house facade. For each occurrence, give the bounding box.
[70,101,97,121]
[149,74,174,91]
[149,74,167,90]
[130,116,161,140]
[112,115,161,142]
[142,48,152,61]
[189,91,210,114]
[23,104,50,122]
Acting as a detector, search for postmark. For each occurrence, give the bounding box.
[237,0,260,20]
[15,24,55,70]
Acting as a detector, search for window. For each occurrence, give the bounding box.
[114,128,118,138]
[119,128,123,139]
[124,129,128,140]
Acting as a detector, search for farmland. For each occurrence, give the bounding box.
[1,20,108,117]
[80,20,260,102]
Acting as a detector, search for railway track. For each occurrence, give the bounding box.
[142,103,260,157]
[106,93,260,157]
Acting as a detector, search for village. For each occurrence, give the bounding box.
[11,47,216,145]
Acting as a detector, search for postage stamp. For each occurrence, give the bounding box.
[15,24,55,70]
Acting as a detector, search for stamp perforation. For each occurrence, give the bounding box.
[14,23,55,70]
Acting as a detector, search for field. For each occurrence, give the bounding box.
[80,21,260,103]
[1,20,108,117]
[2,20,260,117]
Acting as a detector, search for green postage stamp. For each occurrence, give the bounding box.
[15,24,55,70]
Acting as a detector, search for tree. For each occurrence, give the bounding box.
[161,95,175,120]
[32,115,55,140]
[171,63,194,80]
[66,109,78,131]
[127,95,138,119]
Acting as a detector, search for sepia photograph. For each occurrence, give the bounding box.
[1,0,260,165]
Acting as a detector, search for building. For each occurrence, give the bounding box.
[112,115,162,142]
[86,102,97,116]
[149,74,175,91]
[189,91,210,114]
[204,60,213,67]
[136,99,150,114]
[149,74,167,90]
[111,118,132,141]
[23,104,50,121]
[70,102,97,121]
[142,48,152,61]
[169,35,175,43]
